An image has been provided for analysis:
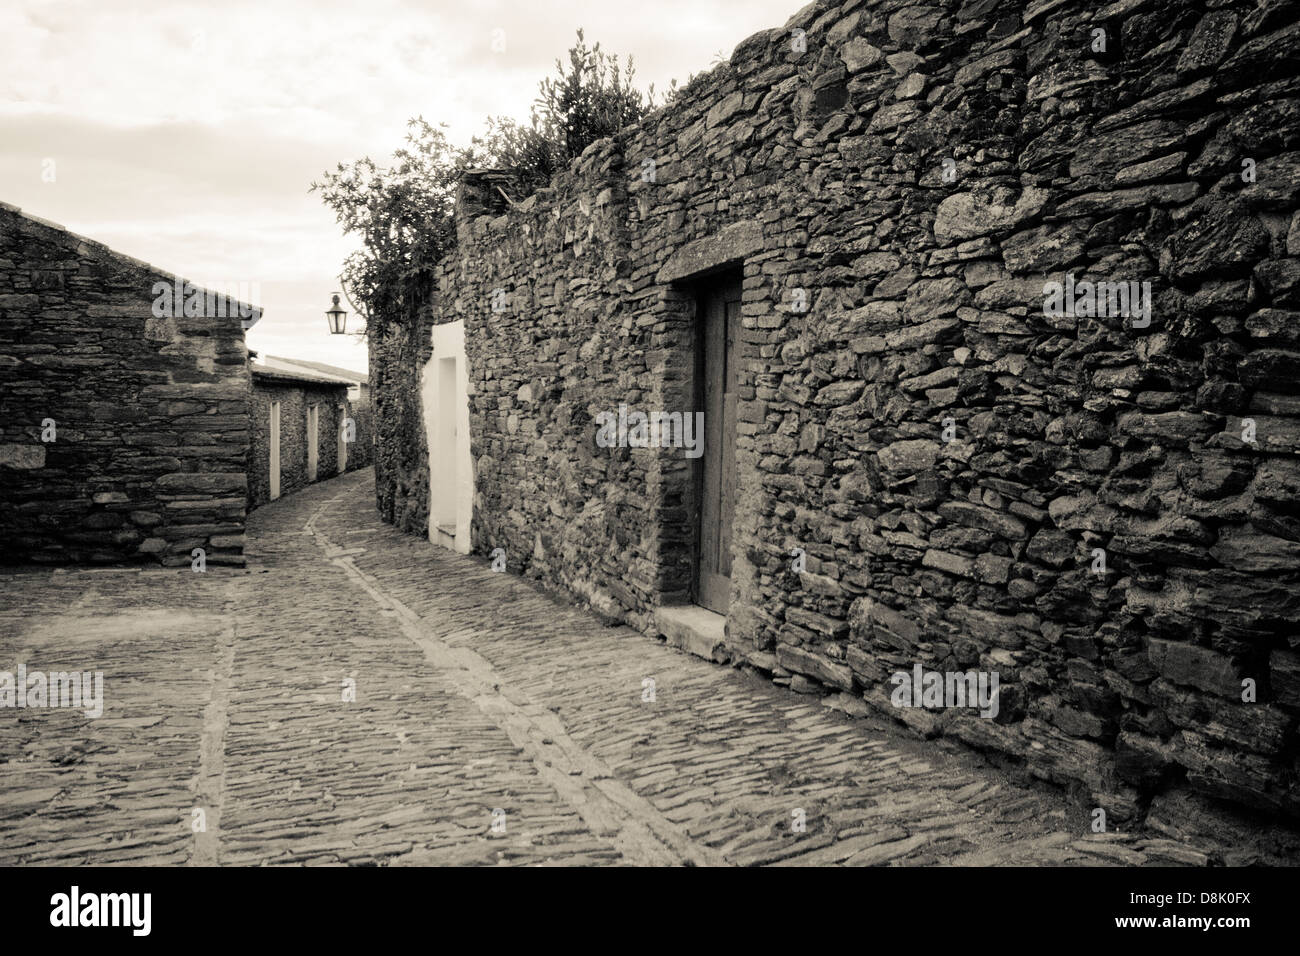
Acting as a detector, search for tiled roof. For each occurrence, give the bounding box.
[251,365,354,388]
[264,355,368,385]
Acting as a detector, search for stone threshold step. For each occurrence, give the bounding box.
[654,604,728,663]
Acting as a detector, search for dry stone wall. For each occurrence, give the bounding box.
[0,204,251,566]
[345,399,375,472]
[369,297,435,535]
[376,0,1300,825]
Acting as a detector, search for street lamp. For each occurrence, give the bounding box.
[325,293,347,335]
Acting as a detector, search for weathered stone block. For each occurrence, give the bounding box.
[877,439,939,475]
[938,501,1027,540]
[922,548,974,578]
[784,606,848,639]
[1161,198,1269,281]
[1177,11,1238,74]
[656,221,764,283]
[840,38,883,73]
[904,277,971,322]
[1269,649,1300,707]
[1026,528,1075,569]
[1152,679,1289,755]
[155,472,248,494]
[883,316,959,350]
[849,597,921,646]
[776,642,854,691]
[0,444,45,469]
[887,5,945,49]
[1146,638,1243,698]
[798,570,843,598]
[933,186,1049,243]
[1210,525,1300,573]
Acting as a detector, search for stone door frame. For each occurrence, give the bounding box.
[650,221,763,621]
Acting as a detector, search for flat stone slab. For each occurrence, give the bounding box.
[654,604,727,662]
[656,221,764,284]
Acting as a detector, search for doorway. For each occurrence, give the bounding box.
[694,275,741,614]
[422,319,473,554]
[337,403,348,474]
[269,401,281,500]
[306,404,319,482]
[432,356,458,541]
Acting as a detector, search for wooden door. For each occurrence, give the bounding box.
[696,277,741,614]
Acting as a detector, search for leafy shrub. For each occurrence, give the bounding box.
[313,30,653,330]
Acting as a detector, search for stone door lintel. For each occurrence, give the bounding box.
[656,221,763,285]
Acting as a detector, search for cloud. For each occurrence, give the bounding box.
[2,0,797,372]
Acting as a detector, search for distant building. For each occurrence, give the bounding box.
[260,355,369,405]
[248,362,370,509]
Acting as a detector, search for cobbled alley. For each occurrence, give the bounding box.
[0,469,1264,866]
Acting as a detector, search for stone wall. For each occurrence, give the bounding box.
[345,397,375,472]
[0,204,251,566]
[248,373,350,508]
[369,282,435,535]
[375,0,1300,825]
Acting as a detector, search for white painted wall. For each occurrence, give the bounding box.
[337,402,349,473]
[269,401,281,500]
[306,403,319,481]
[421,320,472,554]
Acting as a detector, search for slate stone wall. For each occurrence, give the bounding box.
[375,0,1300,824]
[247,378,350,509]
[345,397,375,472]
[369,287,435,536]
[0,205,251,566]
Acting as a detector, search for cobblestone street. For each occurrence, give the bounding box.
[0,469,1226,866]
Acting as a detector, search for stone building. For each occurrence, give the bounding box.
[260,355,371,405]
[0,202,252,567]
[248,364,360,508]
[371,0,1300,827]
[258,355,374,472]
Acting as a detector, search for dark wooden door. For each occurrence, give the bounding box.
[696,278,742,614]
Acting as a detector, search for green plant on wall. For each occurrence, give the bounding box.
[312,118,459,340]
[312,29,655,338]
[468,29,654,193]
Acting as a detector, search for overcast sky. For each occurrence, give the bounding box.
[1,0,797,372]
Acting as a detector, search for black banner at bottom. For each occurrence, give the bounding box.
[0,864,1284,943]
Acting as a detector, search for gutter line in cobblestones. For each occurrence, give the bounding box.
[191,619,235,865]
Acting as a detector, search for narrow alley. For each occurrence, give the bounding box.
[0,470,1221,866]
